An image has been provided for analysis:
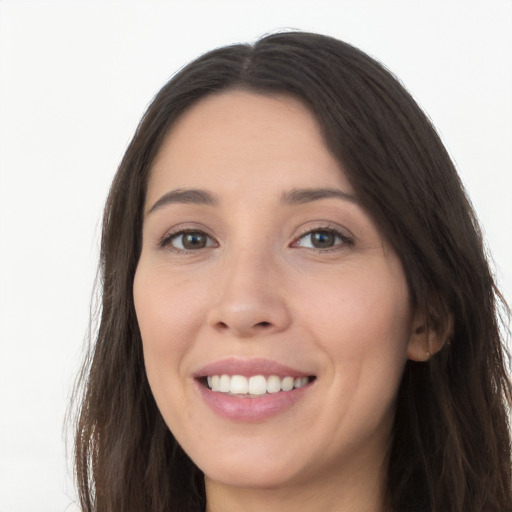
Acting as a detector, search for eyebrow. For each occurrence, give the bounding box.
[147,188,218,214]
[280,187,358,205]
[147,186,358,215]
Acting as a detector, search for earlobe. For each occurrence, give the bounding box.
[407,313,453,362]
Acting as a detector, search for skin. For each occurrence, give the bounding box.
[133,90,428,512]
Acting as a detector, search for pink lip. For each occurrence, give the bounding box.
[194,357,312,378]
[193,358,315,422]
[195,381,312,422]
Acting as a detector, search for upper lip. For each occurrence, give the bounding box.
[194,358,314,378]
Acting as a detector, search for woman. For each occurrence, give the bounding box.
[73,32,511,511]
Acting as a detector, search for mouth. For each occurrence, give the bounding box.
[194,358,317,420]
[194,358,317,409]
[199,374,316,397]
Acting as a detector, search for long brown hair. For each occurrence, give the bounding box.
[72,31,511,511]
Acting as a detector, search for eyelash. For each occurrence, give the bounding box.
[159,228,218,253]
[158,225,353,253]
[291,226,353,252]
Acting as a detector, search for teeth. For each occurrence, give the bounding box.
[219,374,230,392]
[266,375,281,393]
[205,374,311,395]
[230,375,249,394]
[282,376,294,391]
[249,375,267,395]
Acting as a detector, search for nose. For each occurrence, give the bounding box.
[207,249,291,338]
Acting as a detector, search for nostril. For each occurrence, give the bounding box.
[255,321,272,328]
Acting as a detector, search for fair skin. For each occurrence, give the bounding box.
[133,90,429,512]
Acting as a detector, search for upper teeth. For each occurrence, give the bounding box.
[206,375,310,395]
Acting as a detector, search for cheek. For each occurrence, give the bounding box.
[298,264,411,442]
[297,260,412,382]
[133,264,216,436]
[133,264,210,393]
[134,265,204,347]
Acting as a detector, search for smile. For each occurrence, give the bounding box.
[194,358,316,421]
[206,374,312,396]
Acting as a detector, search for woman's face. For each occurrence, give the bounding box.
[134,90,418,496]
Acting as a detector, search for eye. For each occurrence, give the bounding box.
[293,228,351,250]
[161,230,217,251]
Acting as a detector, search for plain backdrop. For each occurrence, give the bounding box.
[0,1,511,510]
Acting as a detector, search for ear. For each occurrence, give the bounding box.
[407,312,453,362]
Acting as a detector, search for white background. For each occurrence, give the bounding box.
[0,1,511,510]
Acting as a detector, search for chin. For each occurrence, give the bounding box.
[203,461,301,490]
[187,438,307,490]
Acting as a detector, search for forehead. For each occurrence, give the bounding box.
[147,90,352,204]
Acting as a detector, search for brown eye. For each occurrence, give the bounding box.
[294,229,350,250]
[168,231,215,251]
[310,230,336,248]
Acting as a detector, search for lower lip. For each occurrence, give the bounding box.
[195,380,312,422]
